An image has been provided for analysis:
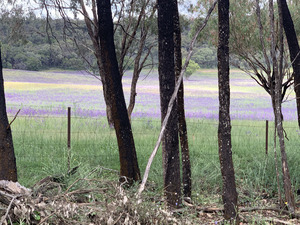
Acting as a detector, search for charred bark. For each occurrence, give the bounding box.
[280,0,300,127]
[217,0,238,221]
[174,0,191,199]
[0,48,17,182]
[97,0,141,183]
[158,0,181,208]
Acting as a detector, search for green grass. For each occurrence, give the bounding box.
[11,116,300,206]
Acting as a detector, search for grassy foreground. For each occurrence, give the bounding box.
[11,116,300,206]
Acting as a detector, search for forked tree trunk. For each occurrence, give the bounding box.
[158,0,182,208]
[97,0,141,183]
[0,48,17,182]
[217,0,238,221]
[127,27,153,120]
[174,0,191,199]
[280,0,300,128]
[273,0,296,212]
[80,0,151,127]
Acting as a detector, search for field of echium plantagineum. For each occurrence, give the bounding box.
[3,69,300,223]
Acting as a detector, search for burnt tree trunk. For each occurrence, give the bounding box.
[158,0,182,208]
[102,78,114,128]
[217,0,238,221]
[280,0,300,128]
[174,0,191,199]
[79,0,114,127]
[97,0,141,183]
[0,48,17,182]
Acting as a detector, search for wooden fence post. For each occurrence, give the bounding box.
[67,107,71,172]
[265,120,268,155]
[68,107,71,148]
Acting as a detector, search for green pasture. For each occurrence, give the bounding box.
[4,68,300,206]
[11,116,300,205]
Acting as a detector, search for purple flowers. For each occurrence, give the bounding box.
[4,69,297,120]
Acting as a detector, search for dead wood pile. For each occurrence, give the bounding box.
[0,167,192,225]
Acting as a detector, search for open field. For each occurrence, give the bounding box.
[4,68,298,120]
[3,69,300,223]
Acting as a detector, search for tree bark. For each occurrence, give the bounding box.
[280,0,300,127]
[217,0,238,221]
[0,47,17,182]
[174,0,191,199]
[97,0,141,183]
[158,0,181,208]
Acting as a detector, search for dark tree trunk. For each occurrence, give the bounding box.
[158,0,182,208]
[0,48,17,182]
[96,0,141,183]
[101,75,114,128]
[217,0,238,221]
[174,0,191,199]
[280,0,300,127]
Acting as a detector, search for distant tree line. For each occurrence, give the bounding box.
[0,11,218,71]
[0,12,89,70]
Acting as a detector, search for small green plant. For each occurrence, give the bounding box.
[182,58,200,78]
[32,211,41,221]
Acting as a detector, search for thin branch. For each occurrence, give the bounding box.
[0,196,17,224]
[255,0,271,74]
[7,108,21,130]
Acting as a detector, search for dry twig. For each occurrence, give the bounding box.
[0,196,17,224]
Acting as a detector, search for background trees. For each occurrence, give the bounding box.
[40,0,157,126]
[0,7,219,73]
[227,0,296,212]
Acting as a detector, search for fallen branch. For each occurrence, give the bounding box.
[183,200,300,219]
[37,212,56,225]
[243,215,296,225]
[240,207,300,219]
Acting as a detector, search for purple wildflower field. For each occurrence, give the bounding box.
[3,68,297,120]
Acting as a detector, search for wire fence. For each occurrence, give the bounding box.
[6,105,300,190]
[8,107,299,161]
